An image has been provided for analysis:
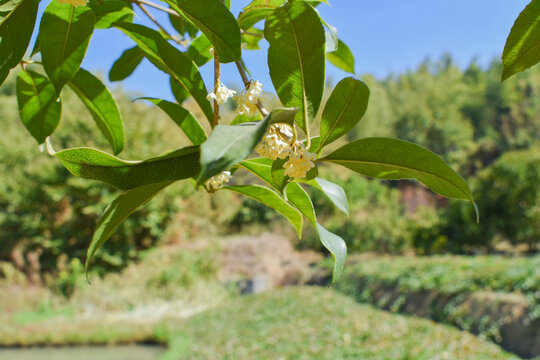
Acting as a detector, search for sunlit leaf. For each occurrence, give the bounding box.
[16,69,62,144]
[502,0,540,81]
[114,22,213,125]
[238,157,277,190]
[265,0,325,135]
[187,33,213,66]
[319,77,369,149]
[89,0,134,29]
[225,184,303,237]
[86,181,173,270]
[109,46,144,82]
[237,0,284,30]
[327,39,355,74]
[139,98,207,145]
[306,177,349,215]
[68,68,125,154]
[285,182,316,227]
[40,1,95,94]
[47,140,200,190]
[317,223,346,282]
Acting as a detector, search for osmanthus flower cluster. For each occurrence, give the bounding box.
[3,0,476,281]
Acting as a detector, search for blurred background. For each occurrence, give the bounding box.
[1,1,540,359]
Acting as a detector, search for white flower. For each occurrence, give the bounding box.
[205,171,232,191]
[206,82,236,105]
[57,0,88,6]
[283,142,317,179]
[235,80,263,116]
[255,124,293,160]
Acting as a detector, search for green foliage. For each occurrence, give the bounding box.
[108,46,144,82]
[327,39,355,74]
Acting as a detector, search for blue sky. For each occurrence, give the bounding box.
[72,0,530,100]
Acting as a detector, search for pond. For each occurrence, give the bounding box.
[0,344,164,360]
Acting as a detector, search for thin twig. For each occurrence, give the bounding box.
[241,30,264,38]
[235,60,269,117]
[133,0,181,18]
[212,52,221,128]
[136,2,185,46]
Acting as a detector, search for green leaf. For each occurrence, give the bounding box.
[89,0,134,29]
[317,223,346,282]
[170,77,190,104]
[327,39,355,74]
[271,158,288,193]
[237,0,284,30]
[230,113,261,125]
[68,68,125,155]
[198,108,298,185]
[242,27,264,50]
[320,137,476,204]
[0,0,20,13]
[16,69,62,144]
[502,0,540,81]
[306,177,349,215]
[225,184,303,237]
[238,157,278,190]
[114,22,213,125]
[168,7,198,39]
[109,46,144,82]
[86,181,173,270]
[47,141,200,190]
[186,34,213,66]
[40,2,95,94]
[163,0,241,63]
[139,98,207,145]
[0,0,38,82]
[319,77,369,149]
[265,0,325,135]
[285,182,316,227]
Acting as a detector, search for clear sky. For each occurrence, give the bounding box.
[69,0,530,100]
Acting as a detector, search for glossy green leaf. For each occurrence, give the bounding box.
[237,0,284,30]
[0,0,38,83]
[140,98,207,145]
[170,77,190,104]
[89,0,134,29]
[225,184,302,237]
[86,181,173,270]
[109,46,144,82]
[285,182,316,227]
[319,77,369,149]
[47,141,200,190]
[320,137,476,204]
[238,157,278,190]
[231,113,261,125]
[0,0,20,13]
[317,223,347,282]
[186,34,213,66]
[242,27,264,50]
[40,1,95,94]
[114,22,213,124]
[68,68,125,154]
[271,158,287,193]
[306,177,349,215]
[265,0,325,135]
[198,108,298,185]
[327,39,355,74]
[16,69,62,144]
[163,0,241,63]
[168,8,198,39]
[502,0,540,81]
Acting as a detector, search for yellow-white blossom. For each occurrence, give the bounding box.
[283,142,317,179]
[205,171,232,191]
[206,83,236,105]
[57,0,88,6]
[235,80,263,116]
[255,124,293,160]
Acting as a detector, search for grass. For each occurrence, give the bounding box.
[162,287,518,360]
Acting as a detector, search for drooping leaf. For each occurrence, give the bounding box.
[109,46,144,82]
[0,0,38,85]
[306,177,349,215]
[502,0,540,81]
[238,157,278,190]
[237,0,284,30]
[327,39,355,74]
[16,69,62,144]
[225,184,303,237]
[86,181,173,269]
[186,33,213,66]
[89,0,134,29]
[68,68,125,154]
[285,182,316,227]
[198,108,298,185]
[47,140,200,190]
[0,0,20,13]
[40,1,95,94]
[170,77,190,104]
[162,0,241,63]
[317,223,346,282]
[320,137,476,204]
[265,0,325,135]
[318,77,369,150]
[114,22,213,124]
[139,98,207,145]
[242,27,264,50]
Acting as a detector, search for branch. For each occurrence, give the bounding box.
[235,60,269,117]
[212,52,221,128]
[133,0,180,18]
[135,2,186,47]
